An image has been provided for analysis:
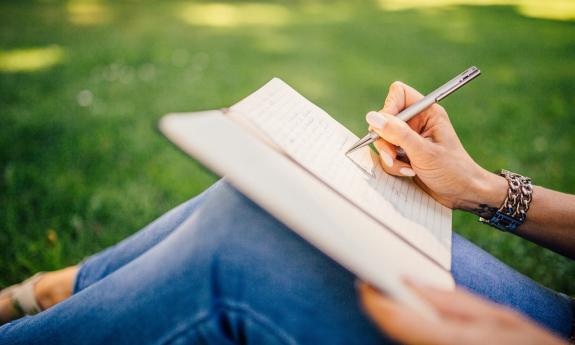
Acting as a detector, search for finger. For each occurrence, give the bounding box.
[381,81,445,134]
[405,280,503,320]
[370,125,414,162]
[358,283,459,345]
[373,139,416,177]
[373,138,396,165]
[381,81,424,115]
[366,111,429,158]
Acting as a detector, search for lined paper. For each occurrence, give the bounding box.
[229,78,452,269]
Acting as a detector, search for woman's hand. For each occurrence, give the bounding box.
[367,82,575,256]
[358,281,566,345]
[366,81,507,212]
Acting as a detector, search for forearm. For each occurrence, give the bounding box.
[459,172,575,259]
[515,186,575,258]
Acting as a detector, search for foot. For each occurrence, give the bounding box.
[0,266,78,324]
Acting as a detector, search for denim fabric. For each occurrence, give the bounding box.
[1,180,572,344]
[73,182,219,294]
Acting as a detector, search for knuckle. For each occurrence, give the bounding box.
[396,129,411,144]
[434,103,446,112]
[389,81,404,93]
[431,104,449,118]
[392,122,411,142]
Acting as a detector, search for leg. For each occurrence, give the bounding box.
[0,181,219,323]
[0,182,389,344]
[452,235,574,337]
[1,182,571,343]
[74,180,221,292]
[75,182,573,340]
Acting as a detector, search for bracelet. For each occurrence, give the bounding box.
[479,169,533,232]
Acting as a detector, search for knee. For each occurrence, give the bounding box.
[187,180,304,269]
[174,180,302,276]
[191,180,294,245]
[178,179,351,298]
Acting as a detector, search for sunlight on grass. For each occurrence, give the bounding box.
[377,0,575,21]
[517,1,575,21]
[0,45,65,73]
[300,2,354,22]
[67,0,112,26]
[179,3,291,27]
[427,9,477,43]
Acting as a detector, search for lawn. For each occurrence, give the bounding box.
[1,0,574,295]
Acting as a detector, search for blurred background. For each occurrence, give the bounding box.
[1,0,574,294]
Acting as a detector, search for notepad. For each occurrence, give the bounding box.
[229,78,452,269]
[159,78,454,317]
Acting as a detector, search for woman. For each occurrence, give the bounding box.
[1,82,573,344]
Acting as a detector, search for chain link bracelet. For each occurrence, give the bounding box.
[479,169,533,232]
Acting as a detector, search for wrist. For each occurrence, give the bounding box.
[456,169,508,218]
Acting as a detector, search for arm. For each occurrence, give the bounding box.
[463,178,575,259]
[358,81,573,344]
[366,81,575,258]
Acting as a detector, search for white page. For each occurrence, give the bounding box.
[229,78,452,269]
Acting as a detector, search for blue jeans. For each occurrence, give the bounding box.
[1,180,573,344]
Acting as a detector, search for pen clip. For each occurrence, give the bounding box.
[435,66,481,102]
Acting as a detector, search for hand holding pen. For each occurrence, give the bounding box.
[354,67,506,211]
[347,66,480,155]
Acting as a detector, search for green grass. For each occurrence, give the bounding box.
[1,1,574,294]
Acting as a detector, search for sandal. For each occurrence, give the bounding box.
[0,272,45,323]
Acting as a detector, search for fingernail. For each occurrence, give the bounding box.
[399,167,415,177]
[380,151,393,167]
[366,111,387,130]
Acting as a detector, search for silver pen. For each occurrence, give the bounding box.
[346,66,481,155]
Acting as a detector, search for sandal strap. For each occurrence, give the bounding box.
[6,273,45,316]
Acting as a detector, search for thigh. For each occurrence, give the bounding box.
[452,234,573,338]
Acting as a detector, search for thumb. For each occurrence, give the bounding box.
[366,111,427,155]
